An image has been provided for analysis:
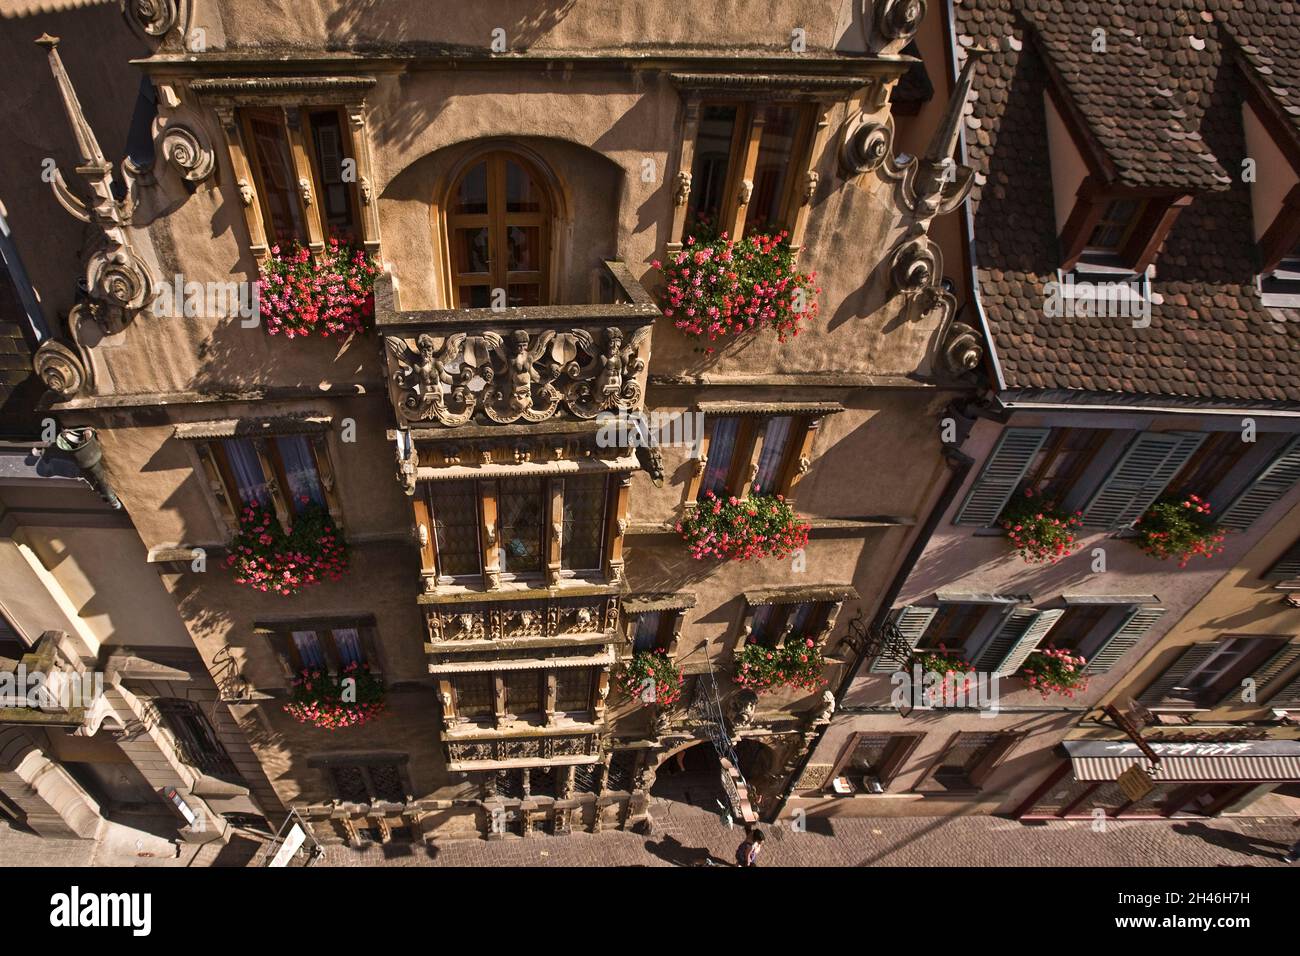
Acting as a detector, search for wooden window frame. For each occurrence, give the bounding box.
[201,433,342,535]
[302,106,363,245]
[689,413,815,504]
[915,732,1020,793]
[827,732,923,792]
[216,101,378,260]
[438,147,560,310]
[1059,177,1192,273]
[1022,427,1107,503]
[678,100,816,244]
[443,665,601,729]
[422,473,624,590]
[257,616,381,685]
[627,609,686,656]
[1164,430,1255,503]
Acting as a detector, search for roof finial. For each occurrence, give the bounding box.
[36,33,107,168]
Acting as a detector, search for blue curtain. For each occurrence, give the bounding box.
[633,612,662,651]
[332,628,364,666]
[754,416,793,495]
[701,417,739,497]
[277,435,324,510]
[291,630,326,670]
[225,439,270,506]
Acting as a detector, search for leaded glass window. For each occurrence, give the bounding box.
[561,475,607,572]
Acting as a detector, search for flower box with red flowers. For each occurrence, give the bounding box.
[257,239,379,339]
[1131,494,1226,567]
[677,490,810,561]
[998,488,1083,563]
[911,646,975,703]
[283,662,386,729]
[734,638,827,694]
[1016,647,1089,699]
[653,231,819,351]
[226,502,349,596]
[617,651,684,707]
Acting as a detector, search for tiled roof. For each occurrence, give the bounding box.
[955,0,1300,404]
[0,265,40,439]
[1224,2,1300,146]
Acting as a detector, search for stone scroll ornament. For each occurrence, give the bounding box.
[384,325,650,426]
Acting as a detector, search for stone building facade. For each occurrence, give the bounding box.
[0,0,985,845]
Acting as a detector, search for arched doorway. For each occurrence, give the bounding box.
[649,740,722,809]
[445,150,554,308]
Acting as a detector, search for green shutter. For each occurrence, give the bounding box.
[1135,642,1221,709]
[953,428,1050,526]
[871,606,937,673]
[975,608,1065,676]
[1219,436,1300,531]
[1081,432,1206,530]
[1084,606,1165,674]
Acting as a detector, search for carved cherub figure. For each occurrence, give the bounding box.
[385,332,466,417]
[495,328,555,415]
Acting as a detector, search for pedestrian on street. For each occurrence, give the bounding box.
[735,827,765,867]
[1284,820,1300,864]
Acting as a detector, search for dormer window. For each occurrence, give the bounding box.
[1083,198,1147,258]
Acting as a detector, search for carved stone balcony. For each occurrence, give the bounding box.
[376,261,660,431]
[445,732,601,771]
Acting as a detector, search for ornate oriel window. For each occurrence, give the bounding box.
[445,150,554,308]
[421,472,621,588]
[444,665,603,728]
[735,586,852,653]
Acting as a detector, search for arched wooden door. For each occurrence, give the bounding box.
[446,151,552,308]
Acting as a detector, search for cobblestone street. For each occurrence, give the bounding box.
[4,801,1297,868]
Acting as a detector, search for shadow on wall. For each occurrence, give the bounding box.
[325,0,577,52]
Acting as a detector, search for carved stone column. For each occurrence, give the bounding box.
[345,103,382,254]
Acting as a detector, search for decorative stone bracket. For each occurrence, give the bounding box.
[38,35,157,336]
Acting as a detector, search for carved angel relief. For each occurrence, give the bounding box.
[384,324,651,427]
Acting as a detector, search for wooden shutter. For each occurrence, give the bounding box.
[967,733,1020,788]
[1264,537,1300,580]
[1218,436,1300,531]
[871,606,937,673]
[1081,432,1205,529]
[1135,642,1221,709]
[975,608,1065,676]
[953,428,1050,526]
[1084,606,1165,674]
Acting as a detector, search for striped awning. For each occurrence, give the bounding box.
[1064,740,1300,783]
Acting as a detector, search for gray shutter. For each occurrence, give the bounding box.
[1081,432,1206,530]
[1254,642,1300,706]
[1219,436,1300,531]
[870,606,936,673]
[1084,606,1165,674]
[1264,537,1300,580]
[1270,673,1300,709]
[953,428,1050,526]
[1135,642,1221,709]
[975,608,1065,676]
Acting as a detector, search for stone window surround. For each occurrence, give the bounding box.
[732,584,854,654]
[686,401,841,505]
[175,415,344,538]
[192,75,381,259]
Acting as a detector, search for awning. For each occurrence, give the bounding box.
[1064,740,1300,783]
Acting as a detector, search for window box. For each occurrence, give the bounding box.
[284,662,385,729]
[616,651,683,708]
[676,490,809,561]
[1015,647,1090,699]
[226,501,348,595]
[998,488,1084,563]
[1130,494,1226,567]
[257,239,380,338]
[654,232,819,349]
[734,638,826,694]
